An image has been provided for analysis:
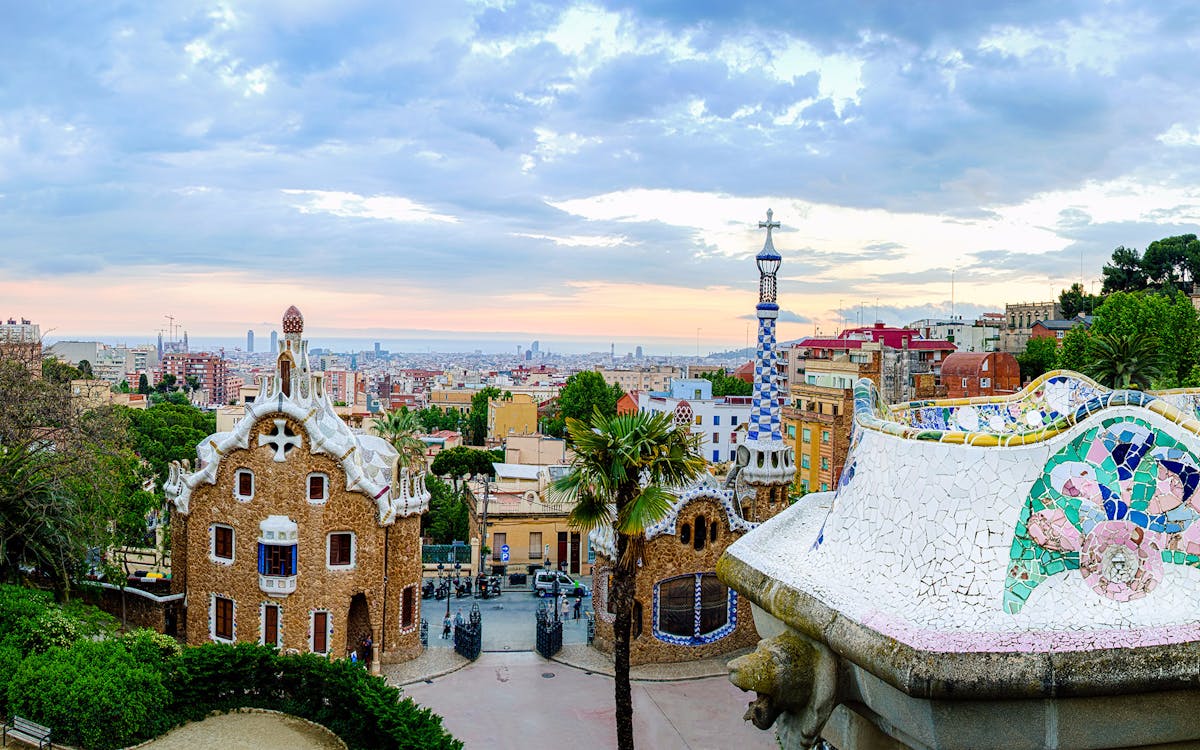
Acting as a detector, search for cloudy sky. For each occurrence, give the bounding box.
[3,1,1199,353]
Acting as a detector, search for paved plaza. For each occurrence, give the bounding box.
[396,580,773,749]
[402,651,776,750]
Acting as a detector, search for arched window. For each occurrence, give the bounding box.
[693,516,706,551]
[673,401,693,428]
[653,573,736,645]
[680,523,691,545]
[709,520,717,544]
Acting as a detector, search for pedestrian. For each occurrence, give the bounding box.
[454,608,465,632]
[362,635,373,663]
[560,593,570,620]
[573,597,582,620]
[442,613,452,639]
[349,649,358,664]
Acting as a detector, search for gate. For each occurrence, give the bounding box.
[454,603,482,660]
[535,602,562,658]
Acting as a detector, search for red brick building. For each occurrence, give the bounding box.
[941,352,1021,398]
[159,352,229,405]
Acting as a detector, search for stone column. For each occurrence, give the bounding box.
[370,624,382,675]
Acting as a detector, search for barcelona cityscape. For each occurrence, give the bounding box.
[4,2,1200,750]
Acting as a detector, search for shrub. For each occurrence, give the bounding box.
[122,628,182,668]
[166,643,462,750]
[7,639,171,750]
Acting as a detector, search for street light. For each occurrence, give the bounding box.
[438,563,452,620]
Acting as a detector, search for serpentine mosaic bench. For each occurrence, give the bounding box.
[719,371,1200,749]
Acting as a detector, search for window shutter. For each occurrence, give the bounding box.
[257,543,265,574]
[288,545,297,575]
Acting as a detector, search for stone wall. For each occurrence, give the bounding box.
[87,587,181,633]
[175,414,422,664]
[592,496,758,665]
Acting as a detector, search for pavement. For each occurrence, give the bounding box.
[389,580,774,750]
[400,651,777,750]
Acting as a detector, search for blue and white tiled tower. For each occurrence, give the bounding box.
[736,209,795,522]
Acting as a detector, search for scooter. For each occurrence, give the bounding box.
[454,578,470,598]
[421,580,435,599]
[435,581,449,600]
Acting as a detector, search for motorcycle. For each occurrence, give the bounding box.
[421,580,435,600]
[454,578,470,598]
[435,581,449,600]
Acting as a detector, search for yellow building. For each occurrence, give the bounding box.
[487,393,537,440]
[428,388,474,414]
[783,354,878,493]
[470,482,590,576]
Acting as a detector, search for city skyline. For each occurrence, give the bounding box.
[3,3,1199,347]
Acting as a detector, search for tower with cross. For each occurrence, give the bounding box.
[734,209,795,523]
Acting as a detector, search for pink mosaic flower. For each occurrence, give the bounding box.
[1026,509,1082,552]
[1149,463,1187,514]
[1079,520,1164,602]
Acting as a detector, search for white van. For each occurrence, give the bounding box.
[532,569,589,597]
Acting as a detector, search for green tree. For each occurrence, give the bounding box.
[137,373,150,395]
[1056,325,1092,373]
[414,406,461,433]
[466,387,501,446]
[550,410,704,750]
[1083,332,1166,389]
[1090,290,1200,382]
[430,446,497,491]
[545,371,624,439]
[122,402,217,496]
[41,357,83,384]
[698,369,752,397]
[1058,282,1100,319]
[77,359,94,378]
[1101,246,1149,294]
[371,408,426,471]
[154,374,177,394]
[1142,234,1200,293]
[422,476,470,544]
[0,359,146,600]
[1016,337,1058,382]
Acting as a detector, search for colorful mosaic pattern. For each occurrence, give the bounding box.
[853,371,1176,447]
[748,315,782,442]
[1004,416,1200,614]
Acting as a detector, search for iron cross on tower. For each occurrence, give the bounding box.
[755,209,782,307]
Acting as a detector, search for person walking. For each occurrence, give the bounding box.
[573,597,582,620]
[442,613,452,639]
[454,608,465,633]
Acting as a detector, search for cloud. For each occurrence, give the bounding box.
[281,190,459,223]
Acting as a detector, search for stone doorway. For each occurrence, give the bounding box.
[346,593,372,661]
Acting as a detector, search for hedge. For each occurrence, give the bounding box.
[168,643,462,750]
[0,586,461,750]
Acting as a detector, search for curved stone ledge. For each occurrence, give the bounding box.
[719,546,1200,701]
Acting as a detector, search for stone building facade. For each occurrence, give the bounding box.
[165,306,430,672]
[1000,300,1062,353]
[590,479,759,664]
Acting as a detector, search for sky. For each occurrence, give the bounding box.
[3,1,1200,354]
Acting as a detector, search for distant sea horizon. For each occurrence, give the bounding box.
[42,331,748,359]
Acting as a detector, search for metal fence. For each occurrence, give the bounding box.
[419,618,429,649]
[454,604,482,661]
[422,544,472,565]
[535,602,563,659]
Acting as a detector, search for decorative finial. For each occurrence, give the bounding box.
[758,208,780,244]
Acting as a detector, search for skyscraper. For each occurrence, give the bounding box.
[635,345,643,359]
[247,329,255,353]
[270,330,278,355]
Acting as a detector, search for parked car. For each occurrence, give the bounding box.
[532,569,589,597]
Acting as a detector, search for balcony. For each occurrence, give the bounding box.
[259,574,297,598]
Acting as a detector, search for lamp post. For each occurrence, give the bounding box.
[475,474,491,579]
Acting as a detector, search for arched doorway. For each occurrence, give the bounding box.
[346,593,372,661]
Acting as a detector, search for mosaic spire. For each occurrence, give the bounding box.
[749,209,782,443]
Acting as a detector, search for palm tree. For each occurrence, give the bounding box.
[371,408,427,471]
[550,409,704,750]
[1084,331,1166,389]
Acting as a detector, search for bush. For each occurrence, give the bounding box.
[166,643,462,750]
[7,639,171,750]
